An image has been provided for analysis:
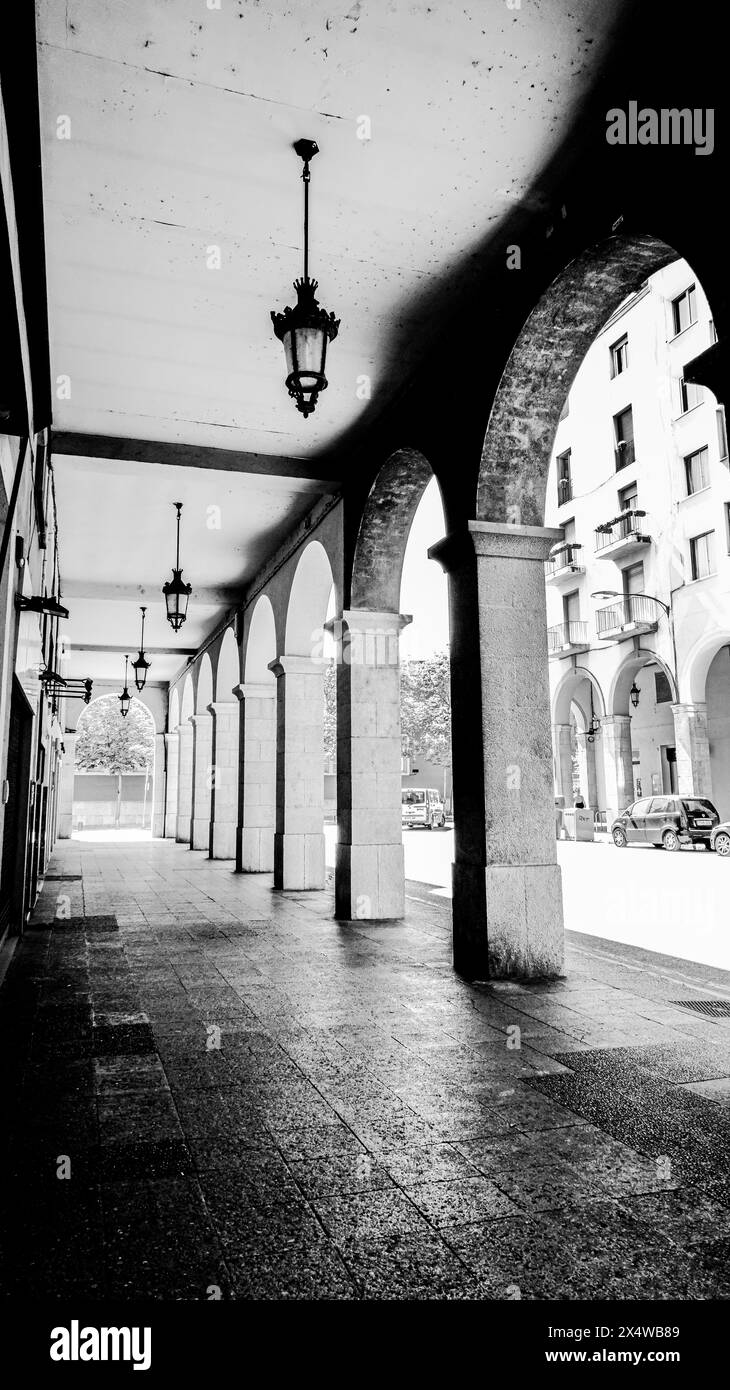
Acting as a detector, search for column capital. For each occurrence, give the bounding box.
[207,700,238,716]
[268,655,329,679]
[671,701,708,717]
[600,713,632,728]
[233,681,277,702]
[429,521,562,572]
[328,610,413,634]
[164,730,179,744]
[189,711,212,726]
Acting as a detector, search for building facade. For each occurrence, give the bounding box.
[546,261,730,824]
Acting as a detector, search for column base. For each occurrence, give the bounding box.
[453,861,564,981]
[236,826,274,873]
[209,823,236,859]
[57,815,73,840]
[191,818,210,851]
[335,842,405,920]
[175,817,190,844]
[274,832,325,890]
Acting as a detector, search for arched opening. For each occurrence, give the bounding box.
[684,635,730,818]
[274,542,336,889]
[209,627,241,860]
[341,449,448,920]
[552,668,607,816]
[169,687,180,732]
[190,654,214,850]
[239,595,278,873]
[73,694,155,839]
[175,676,195,843]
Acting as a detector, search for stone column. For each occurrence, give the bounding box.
[234,682,276,872]
[269,656,326,890]
[175,721,194,843]
[600,715,634,822]
[163,732,179,838]
[431,521,564,981]
[57,732,76,839]
[575,730,599,810]
[553,723,574,806]
[190,712,213,850]
[334,610,411,920]
[152,734,166,837]
[208,701,239,859]
[672,702,713,798]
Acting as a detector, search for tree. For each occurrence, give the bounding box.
[323,662,336,761]
[400,650,451,766]
[75,695,155,774]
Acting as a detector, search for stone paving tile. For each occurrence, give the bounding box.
[3,837,730,1299]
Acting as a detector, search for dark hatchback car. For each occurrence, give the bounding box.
[611,795,720,851]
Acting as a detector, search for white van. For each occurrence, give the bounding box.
[401,787,446,830]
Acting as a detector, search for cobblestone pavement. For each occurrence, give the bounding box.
[2,839,729,1300]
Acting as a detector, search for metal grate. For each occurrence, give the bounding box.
[670,999,730,1018]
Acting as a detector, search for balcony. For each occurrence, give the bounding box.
[595,594,661,641]
[547,621,589,658]
[557,476,572,506]
[594,509,650,560]
[545,542,585,586]
[614,438,636,471]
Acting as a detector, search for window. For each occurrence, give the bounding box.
[563,590,581,625]
[618,481,638,512]
[557,449,572,505]
[672,285,697,335]
[622,561,645,597]
[614,406,635,468]
[684,446,709,495]
[717,406,728,460]
[690,530,715,581]
[563,518,576,546]
[649,798,671,814]
[655,671,673,704]
[610,335,629,378]
[679,376,703,413]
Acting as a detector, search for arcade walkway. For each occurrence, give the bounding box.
[1,839,730,1300]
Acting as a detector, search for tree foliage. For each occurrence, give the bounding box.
[75,695,155,774]
[400,650,451,766]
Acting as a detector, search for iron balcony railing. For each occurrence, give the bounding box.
[596,594,661,636]
[557,476,572,504]
[547,621,589,653]
[595,509,647,551]
[545,542,582,577]
[615,438,636,470]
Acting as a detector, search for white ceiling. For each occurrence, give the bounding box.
[35,0,630,688]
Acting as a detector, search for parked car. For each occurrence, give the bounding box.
[611,795,720,851]
[710,822,730,858]
[401,787,446,830]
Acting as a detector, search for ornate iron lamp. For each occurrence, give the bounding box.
[119,655,131,719]
[132,605,151,692]
[271,139,340,418]
[163,502,192,631]
[630,680,641,710]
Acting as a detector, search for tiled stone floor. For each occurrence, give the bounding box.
[2,838,730,1300]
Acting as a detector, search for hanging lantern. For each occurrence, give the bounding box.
[163,502,192,632]
[132,605,151,692]
[630,680,641,710]
[119,655,131,719]
[271,140,340,418]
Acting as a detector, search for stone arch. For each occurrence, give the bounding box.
[476,234,679,525]
[284,540,336,658]
[552,666,606,727]
[169,686,180,732]
[351,448,437,610]
[74,694,156,834]
[609,649,678,717]
[180,676,194,722]
[683,630,730,704]
[195,653,213,713]
[215,626,240,700]
[244,595,277,684]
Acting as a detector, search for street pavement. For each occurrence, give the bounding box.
[324,825,730,973]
